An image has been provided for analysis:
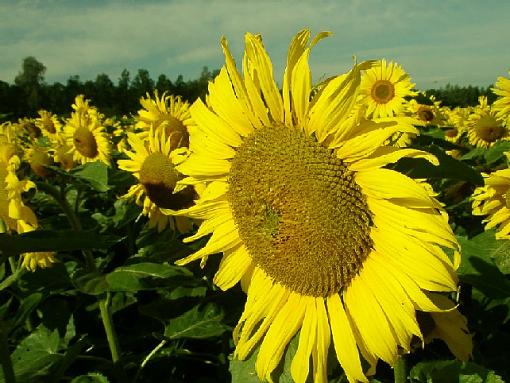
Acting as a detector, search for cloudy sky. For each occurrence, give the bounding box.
[1,0,508,89]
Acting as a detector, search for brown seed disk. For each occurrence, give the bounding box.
[162,117,189,151]
[140,152,195,209]
[418,107,434,122]
[371,80,395,104]
[476,124,504,143]
[227,126,373,297]
[445,128,458,138]
[73,126,99,158]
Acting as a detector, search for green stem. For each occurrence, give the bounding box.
[36,182,96,271]
[394,355,407,383]
[99,293,121,363]
[8,258,17,274]
[0,322,16,383]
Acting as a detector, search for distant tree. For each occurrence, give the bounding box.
[66,75,83,108]
[14,56,46,114]
[117,69,135,115]
[156,74,173,94]
[131,69,155,98]
[94,73,115,113]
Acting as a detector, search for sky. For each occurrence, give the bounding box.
[1,0,509,90]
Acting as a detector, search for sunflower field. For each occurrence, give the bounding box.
[1,29,510,383]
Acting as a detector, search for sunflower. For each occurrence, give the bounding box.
[472,168,510,239]
[63,95,111,166]
[35,109,62,137]
[443,107,468,144]
[359,59,416,119]
[175,30,469,382]
[466,96,508,148]
[136,92,192,151]
[492,70,510,120]
[117,127,195,233]
[25,143,54,178]
[21,250,57,271]
[0,140,38,234]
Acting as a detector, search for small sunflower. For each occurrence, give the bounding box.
[443,107,468,144]
[472,168,510,239]
[25,144,54,178]
[63,95,111,166]
[36,109,62,137]
[136,92,192,151]
[117,127,195,233]
[466,96,508,148]
[53,135,75,171]
[492,70,510,120]
[359,59,416,118]
[0,141,38,234]
[21,250,57,271]
[175,30,469,383]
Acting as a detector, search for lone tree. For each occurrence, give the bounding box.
[14,56,46,114]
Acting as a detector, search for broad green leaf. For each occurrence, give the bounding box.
[457,232,510,298]
[164,303,229,340]
[105,262,192,292]
[460,147,485,161]
[71,161,109,192]
[410,360,504,383]
[0,230,122,254]
[73,272,109,295]
[7,325,63,382]
[392,144,483,185]
[75,263,192,295]
[484,141,510,164]
[92,199,140,232]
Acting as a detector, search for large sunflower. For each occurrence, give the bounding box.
[117,127,195,233]
[472,168,510,239]
[359,59,416,119]
[175,30,470,382]
[492,70,510,120]
[63,95,111,166]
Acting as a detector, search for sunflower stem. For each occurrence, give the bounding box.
[8,258,17,274]
[99,292,121,363]
[394,355,407,383]
[36,182,96,271]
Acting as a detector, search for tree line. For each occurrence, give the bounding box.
[0,56,219,120]
[0,56,498,122]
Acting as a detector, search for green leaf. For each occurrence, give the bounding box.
[7,325,63,382]
[0,230,123,253]
[164,303,229,340]
[105,262,192,292]
[410,360,504,383]
[9,293,43,332]
[71,161,109,192]
[392,144,483,185]
[70,373,110,383]
[229,332,299,383]
[460,147,486,161]
[484,140,510,164]
[457,232,510,298]
[75,263,192,295]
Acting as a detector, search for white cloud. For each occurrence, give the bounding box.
[1,0,509,88]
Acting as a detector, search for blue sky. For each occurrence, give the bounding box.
[1,0,509,89]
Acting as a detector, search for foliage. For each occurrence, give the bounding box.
[1,68,510,382]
